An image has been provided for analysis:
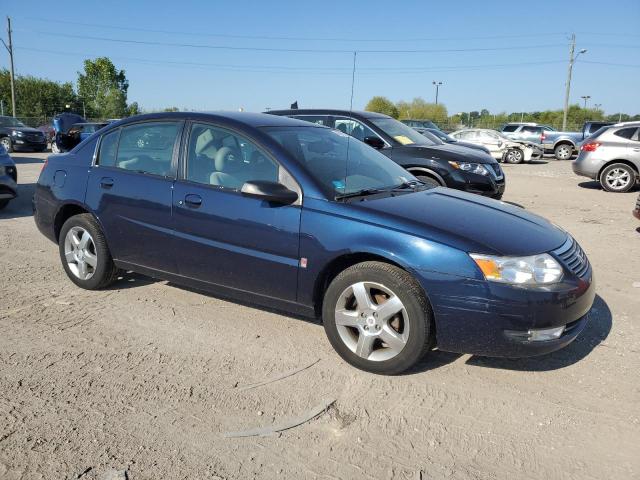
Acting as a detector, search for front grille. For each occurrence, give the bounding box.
[553,236,590,278]
[27,133,45,142]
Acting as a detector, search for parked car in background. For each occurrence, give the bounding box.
[0,144,17,210]
[56,122,109,152]
[541,121,614,160]
[37,123,56,146]
[34,112,595,374]
[401,119,441,131]
[500,123,555,148]
[51,113,87,153]
[633,193,640,220]
[572,122,640,192]
[450,128,543,164]
[268,109,505,199]
[0,116,47,153]
[421,128,491,155]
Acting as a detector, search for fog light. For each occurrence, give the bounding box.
[505,326,565,342]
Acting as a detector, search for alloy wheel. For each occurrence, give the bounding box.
[334,281,409,362]
[0,137,11,151]
[605,168,631,190]
[506,149,523,163]
[63,226,98,280]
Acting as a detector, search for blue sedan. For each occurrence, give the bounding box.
[33,112,595,374]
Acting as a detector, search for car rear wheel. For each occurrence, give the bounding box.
[58,213,120,290]
[600,163,637,193]
[322,261,433,375]
[414,175,441,189]
[554,144,573,160]
[504,148,524,164]
[0,137,12,153]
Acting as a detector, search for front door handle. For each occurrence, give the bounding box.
[100,177,114,189]
[184,194,202,208]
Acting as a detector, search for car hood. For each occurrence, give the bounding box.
[405,143,497,164]
[9,126,42,134]
[355,187,567,256]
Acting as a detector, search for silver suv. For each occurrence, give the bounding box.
[572,122,640,192]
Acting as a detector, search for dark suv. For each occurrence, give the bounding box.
[268,109,505,199]
[0,116,47,152]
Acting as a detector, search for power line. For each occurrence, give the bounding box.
[15,46,570,74]
[20,17,570,43]
[18,30,569,54]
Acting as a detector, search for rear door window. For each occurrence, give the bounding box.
[502,125,518,132]
[114,122,181,177]
[291,115,330,126]
[613,127,637,140]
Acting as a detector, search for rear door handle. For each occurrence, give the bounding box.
[184,194,202,208]
[100,177,114,189]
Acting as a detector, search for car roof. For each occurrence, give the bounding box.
[267,109,392,120]
[111,111,322,129]
[612,121,640,127]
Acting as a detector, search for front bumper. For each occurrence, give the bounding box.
[12,135,47,151]
[420,264,595,358]
[444,168,505,199]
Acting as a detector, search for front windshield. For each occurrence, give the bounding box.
[0,117,26,128]
[427,128,452,142]
[262,126,417,197]
[370,118,436,146]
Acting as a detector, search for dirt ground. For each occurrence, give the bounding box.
[1,152,638,480]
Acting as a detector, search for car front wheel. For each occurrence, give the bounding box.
[504,148,524,164]
[600,163,637,193]
[0,136,12,153]
[58,213,120,290]
[322,261,433,375]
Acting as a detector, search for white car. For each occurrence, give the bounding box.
[450,128,542,164]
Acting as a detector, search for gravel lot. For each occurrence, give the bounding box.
[1,152,638,480]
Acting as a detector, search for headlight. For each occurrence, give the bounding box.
[448,161,489,176]
[11,130,25,137]
[470,253,563,285]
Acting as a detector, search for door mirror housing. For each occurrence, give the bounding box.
[240,180,298,205]
[363,136,385,149]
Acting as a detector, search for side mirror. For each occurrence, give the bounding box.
[241,180,298,205]
[363,136,385,150]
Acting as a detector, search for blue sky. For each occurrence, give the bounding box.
[5,0,640,115]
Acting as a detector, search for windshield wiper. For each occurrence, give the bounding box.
[391,180,425,190]
[334,187,388,200]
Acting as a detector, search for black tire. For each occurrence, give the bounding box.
[322,261,433,375]
[0,199,9,210]
[554,143,573,160]
[599,163,637,193]
[0,136,12,153]
[58,213,120,290]
[415,175,442,189]
[504,148,524,164]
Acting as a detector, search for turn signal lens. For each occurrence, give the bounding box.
[581,142,601,152]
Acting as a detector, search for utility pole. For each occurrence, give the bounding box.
[562,34,587,131]
[1,17,17,117]
[432,81,443,105]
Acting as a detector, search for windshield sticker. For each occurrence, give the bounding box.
[332,180,346,190]
[394,135,414,145]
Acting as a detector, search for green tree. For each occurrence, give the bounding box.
[365,96,399,118]
[0,68,79,119]
[77,57,130,118]
[396,97,448,122]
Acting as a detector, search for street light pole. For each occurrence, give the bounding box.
[580,95,591,109]
[432,81,443,105]
[562,33,587,131]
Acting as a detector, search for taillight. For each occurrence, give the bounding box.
[540,133,546,142]
[581,142,601,152]
[41,158,48,171]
